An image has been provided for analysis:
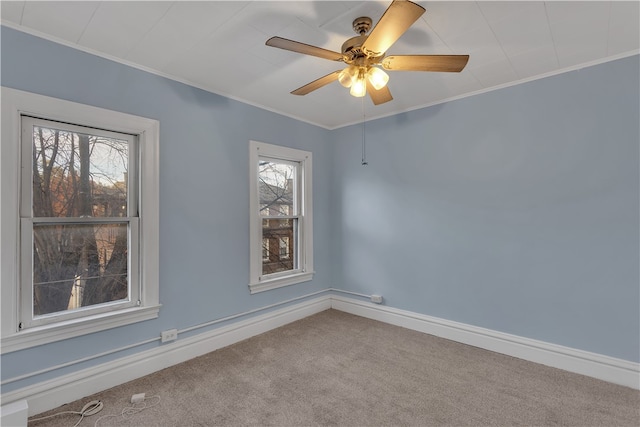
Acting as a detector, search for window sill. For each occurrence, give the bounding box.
[0,304,161,354]
[249,271,315,294]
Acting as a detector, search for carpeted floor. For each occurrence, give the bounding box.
[29,309,640,426]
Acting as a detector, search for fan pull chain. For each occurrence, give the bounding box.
[361,97,368,166]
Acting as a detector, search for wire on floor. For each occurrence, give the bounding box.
[29,400,104,427]
[94,395,161,426]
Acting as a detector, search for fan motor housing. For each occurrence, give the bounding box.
[342,17,386,64]
[342,35,384,65]
[341,35,367,57]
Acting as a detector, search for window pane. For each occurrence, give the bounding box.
[258,160,296,216]
[33,223,128,316]
[32,125,129,218]
[262,219,296,275]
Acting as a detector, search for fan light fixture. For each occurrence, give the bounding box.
[350,72,367,97]
[338,66,358,87]
[266,0,470,105]
[367,66,389,90]
[338,66,389,98]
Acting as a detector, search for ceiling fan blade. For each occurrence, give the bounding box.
[361,0,425,57]
[382,55,470,72]
[366,81,393,105]
[266,37,345,61]
[291,71,342,95]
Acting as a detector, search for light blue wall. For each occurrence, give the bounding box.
[1,25,638,395]
[0,26,335,392]
[331,55,640,362]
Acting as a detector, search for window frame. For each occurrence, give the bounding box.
[20,117,140,328]
[1,87,160,353]
[248,140,313,294]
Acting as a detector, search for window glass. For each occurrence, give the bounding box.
[32,223,128,317]
[258,160,296,217]
[31,124,129,218]
[262,219,296,275]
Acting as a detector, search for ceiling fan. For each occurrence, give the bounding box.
[265,0,469,105]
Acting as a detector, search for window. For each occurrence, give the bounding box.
[21,117,138,328]
[1,87,159,353]
[249,141,313,293]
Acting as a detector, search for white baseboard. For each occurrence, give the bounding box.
[1,296,331,416]
[330,295,640,390]
[3,292,638,419]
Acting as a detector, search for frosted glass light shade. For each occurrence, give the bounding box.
[367,67,389,90]
[338,67,357,88]
[350,77,367,97]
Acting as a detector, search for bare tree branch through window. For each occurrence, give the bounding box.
[30,124,130,316]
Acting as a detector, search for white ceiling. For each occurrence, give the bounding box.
[2,1,638,129]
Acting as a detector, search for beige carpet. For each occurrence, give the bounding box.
[29,309,640,426]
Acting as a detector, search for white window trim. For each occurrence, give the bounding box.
[249,140,314,294]
[1,87,160,354]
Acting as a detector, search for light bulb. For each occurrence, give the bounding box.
[350,77,367,97]
[338,66,357,88]
[367,67,389,90]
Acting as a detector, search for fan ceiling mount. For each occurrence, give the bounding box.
[265,0,470,105]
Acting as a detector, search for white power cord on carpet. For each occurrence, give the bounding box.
[29,400,104,427]
[94,394,161,426]
[28,393,161,427]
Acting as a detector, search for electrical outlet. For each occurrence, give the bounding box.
[161,329,178,343]
[370,294,383,304]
